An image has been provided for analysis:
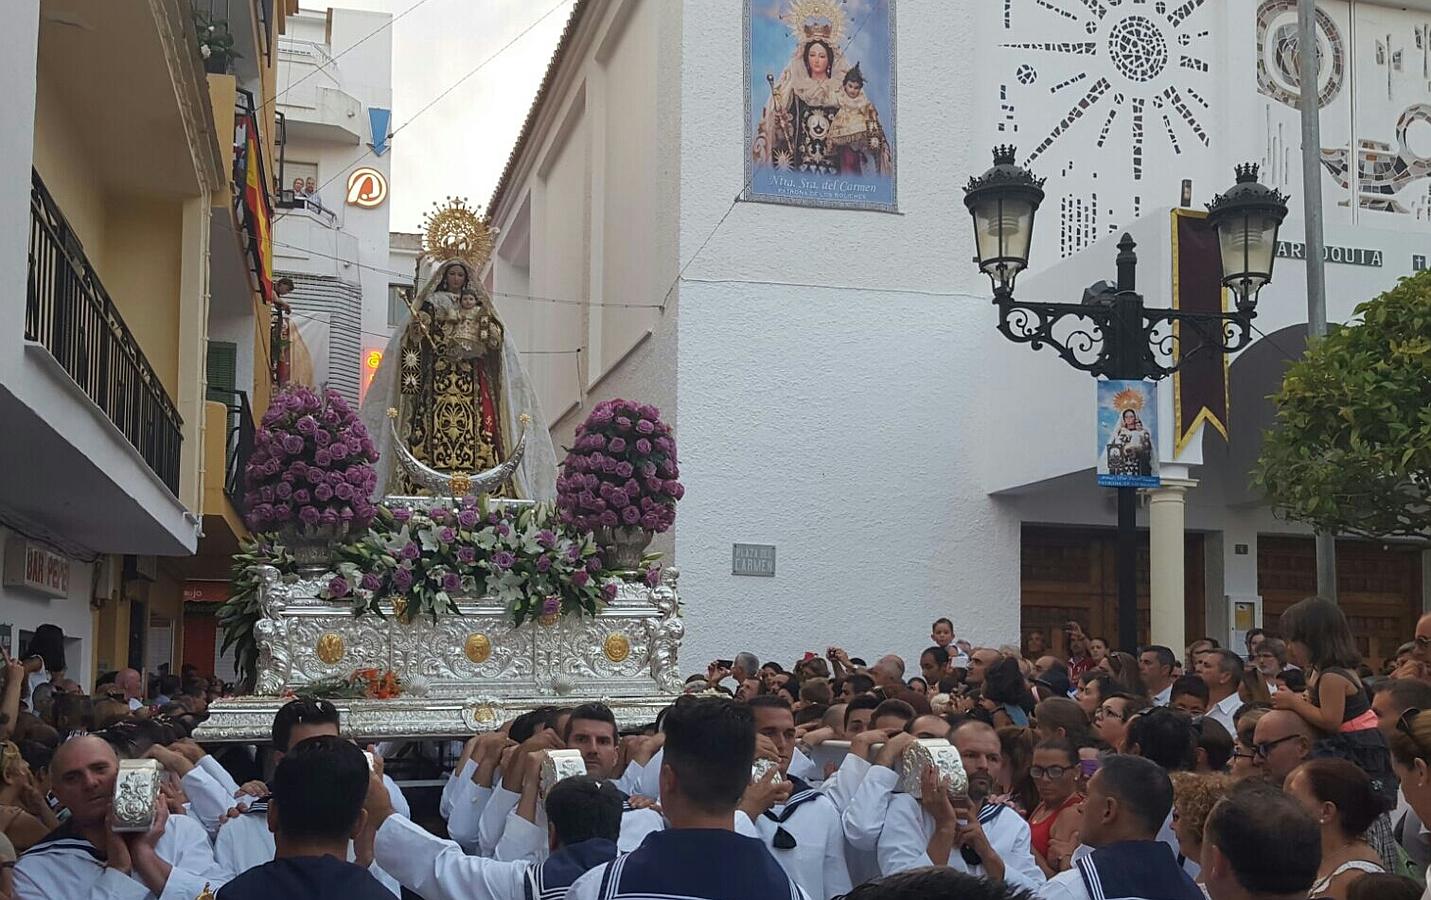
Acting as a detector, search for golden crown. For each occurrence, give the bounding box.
[1111,387,1146,413]
[782,0,845,47]
[422,197,496,268]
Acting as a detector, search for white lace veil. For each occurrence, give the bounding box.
[360,258,558,501]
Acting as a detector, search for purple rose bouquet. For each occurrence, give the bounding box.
[244,386,378,532]
[556,399,683,533]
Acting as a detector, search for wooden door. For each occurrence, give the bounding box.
[1021,525,1206,652]
[1258,536,1423,670]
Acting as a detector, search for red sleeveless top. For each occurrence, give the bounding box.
[1029,792,1082,861]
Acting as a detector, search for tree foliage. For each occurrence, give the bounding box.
[1253,270,1431,545]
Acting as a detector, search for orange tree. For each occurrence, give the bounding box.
[1253,270,1431,545]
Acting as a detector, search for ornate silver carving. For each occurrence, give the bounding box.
[752,757,784,786]
[196,694,676,742]
[539,750,587,798]
[896,739,969,799]
[200,557,686,742]
[112,759,162,832]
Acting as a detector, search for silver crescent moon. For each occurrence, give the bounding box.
[387,414,529,498]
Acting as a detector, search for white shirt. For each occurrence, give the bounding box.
[824,753,871,815]
[477,776,522,857]
[786,748,819,784]
[1206,692,1241,736]
[13,812,226,900]
[746,788,851,899]
[836,754,886,886]
[613,749,663,800]
[1151,683,1172,707]
[445,764,494,855]
[492,804,665,863]
[373,813,530,900]
[873,773,1044,891]
[440,758,478,821]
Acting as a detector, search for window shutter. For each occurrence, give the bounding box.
[206,341,238,402]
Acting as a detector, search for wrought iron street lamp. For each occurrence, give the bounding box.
[964,147,1289,652]
[1206,164,1289,313]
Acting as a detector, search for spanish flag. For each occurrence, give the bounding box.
[242,114,274,303]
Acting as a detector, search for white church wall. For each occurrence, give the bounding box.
[670,0,1023,671]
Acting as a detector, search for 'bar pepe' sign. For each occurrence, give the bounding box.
[1276,241,1382,267]
[3,539,72,598]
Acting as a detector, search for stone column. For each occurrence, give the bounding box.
[1149,478,1197,654]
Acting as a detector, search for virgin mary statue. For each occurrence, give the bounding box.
[361,257,557,500]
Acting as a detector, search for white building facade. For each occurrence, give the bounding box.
[274,7,394,406]
[484,0,1431,672]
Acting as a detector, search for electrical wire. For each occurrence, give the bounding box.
[276,0,572,219]
[265,0,439,113]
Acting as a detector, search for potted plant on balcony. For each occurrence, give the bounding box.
[194,10,241,75]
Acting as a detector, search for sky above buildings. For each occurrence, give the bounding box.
[301,0,575,231]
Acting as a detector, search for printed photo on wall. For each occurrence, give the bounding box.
[1097,380,1160,488]
[745,0,897,211]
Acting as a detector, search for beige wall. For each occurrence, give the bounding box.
[101,197,186,397]
[598,0,661,374]
[31,77,106,260]
[532,108,590,424]
[33,79,192,403]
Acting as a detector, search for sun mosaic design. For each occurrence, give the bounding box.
[998,0,1216,257]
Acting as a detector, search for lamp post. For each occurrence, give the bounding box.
[964,147,1288,652]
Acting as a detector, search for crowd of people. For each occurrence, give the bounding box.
[2,597,1431,900]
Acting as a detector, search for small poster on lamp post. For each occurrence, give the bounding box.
[1097,380,1160,488]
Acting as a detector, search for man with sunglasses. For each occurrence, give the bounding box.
[1249,710,1314,785]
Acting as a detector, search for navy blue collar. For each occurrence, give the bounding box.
[600,828,800,900]
[1076,840,1204,900]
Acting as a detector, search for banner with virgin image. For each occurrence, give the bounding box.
[745,0,897,211]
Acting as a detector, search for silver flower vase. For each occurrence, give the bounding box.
[280,522,351,577]
[595,526,654,571]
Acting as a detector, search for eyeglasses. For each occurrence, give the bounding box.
[1095,706,1126,722]
[1030,765,1071,780]
[1254,734,1302,758]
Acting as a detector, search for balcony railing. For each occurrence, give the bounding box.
[27,170,183,494]
[208,388,255,516]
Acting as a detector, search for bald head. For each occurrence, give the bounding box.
[117,668,142,700]
[871,655,906,689]
[52,735,120,826]
[1252,709,1315,784]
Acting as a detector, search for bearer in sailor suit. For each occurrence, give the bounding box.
[211,699,407,895]
[444,731,516,854]
[368,753,621,900]
[494,703,708,861]
[832,702,921,885]
[470,708,573,857]
[141,740,255,839]
[565,696,809,900]
[1035,756,1201,900]
[739,696,850,900]
[215,737,395,900]
[873,720,1044,891]
[12,735,229,900]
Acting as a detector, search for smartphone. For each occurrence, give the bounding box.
[363,750,376,772]
[1079,758,1101,778]
[715,659,733,670]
